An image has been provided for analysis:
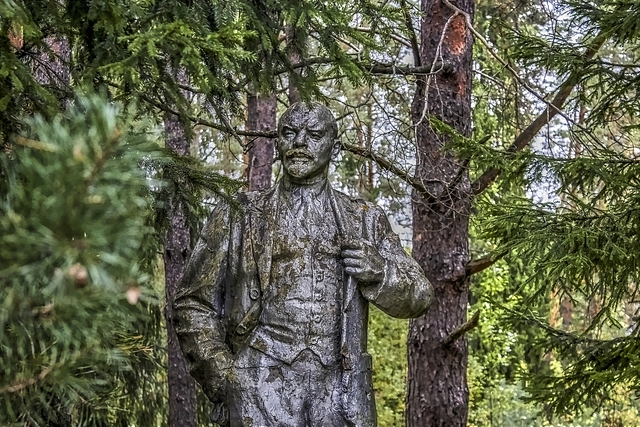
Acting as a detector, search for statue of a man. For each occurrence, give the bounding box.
[174,102,433,427]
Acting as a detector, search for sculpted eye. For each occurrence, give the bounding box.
[308,131,323,139]
[283,128,296,138]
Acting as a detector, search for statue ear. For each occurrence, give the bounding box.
[332,140,341,158]
[274,138,282,160]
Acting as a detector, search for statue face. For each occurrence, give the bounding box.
[277,103,339,183]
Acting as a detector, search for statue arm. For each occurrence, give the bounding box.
[359,207,434,318]
[173,201,235,400]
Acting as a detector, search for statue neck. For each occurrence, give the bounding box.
[282,174,328,191]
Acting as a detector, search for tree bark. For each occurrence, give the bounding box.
[246,93,276,191]
[286,25,303,104]
[31,35,70,90]
[163,113,198,427]
[407,1,474,426]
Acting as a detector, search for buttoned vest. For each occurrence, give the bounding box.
[247,187,343,366]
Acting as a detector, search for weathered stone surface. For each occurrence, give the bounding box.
[174,102,434,427]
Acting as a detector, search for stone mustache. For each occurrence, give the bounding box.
[174,102,434,427]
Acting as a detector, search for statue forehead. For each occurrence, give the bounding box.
[279,102,336,129]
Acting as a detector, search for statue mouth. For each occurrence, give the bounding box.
[285,149,314,161]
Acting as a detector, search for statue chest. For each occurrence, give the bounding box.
[262,196,343,325]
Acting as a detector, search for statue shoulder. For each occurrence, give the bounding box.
[234,185,277,213]
[332,188,384,218]
[201,186,276,237]
[332,188,364,205]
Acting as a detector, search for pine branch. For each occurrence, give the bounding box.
[13,136,57,152]
[0,366,53,394]
[286,57,449,76]
[141,95,275,139]
[368,62,449,75]
[343,142,437,203]
[442,135,489,198]
[144,95,439,202]
[471,38,605,195]
[465,250,508,277]
[269,57,450,81]
[443,310,480,347]
[440,157,470,198]
[209,100,245,147]
[353,27,412,49]
[399,0,421,67]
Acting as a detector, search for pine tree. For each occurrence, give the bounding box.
[0,94,166,426]
[406,1,475,425]
[455,0,640,420]
[10,0,640,424]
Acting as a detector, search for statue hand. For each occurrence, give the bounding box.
[220,353,237,386]
[209,399,230,426]
[201,350,234,400]
[341,240,385,283]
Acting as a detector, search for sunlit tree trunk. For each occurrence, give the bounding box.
[407,0,475,425]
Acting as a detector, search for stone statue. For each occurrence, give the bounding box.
[174,102,434,427]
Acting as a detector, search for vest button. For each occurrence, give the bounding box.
[249,289,260,300]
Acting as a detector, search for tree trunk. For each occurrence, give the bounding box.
[163,113,198,427]
[246,93,276,191]
[286,25,303,104]
[407,1,474,426]
[31,35,70,90]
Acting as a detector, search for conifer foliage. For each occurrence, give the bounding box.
[0,94,166,426]
[468,0,640,418]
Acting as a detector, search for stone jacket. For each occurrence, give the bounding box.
[174,182,433,424]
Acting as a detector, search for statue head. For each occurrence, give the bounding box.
[277,102,340,184]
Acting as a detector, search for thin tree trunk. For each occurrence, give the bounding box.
[246,93,276,191]
[286,25,303,104]
[560,296,573,330]
[407,0,474,426]
[163,113,198,427]
[31,35,70,90]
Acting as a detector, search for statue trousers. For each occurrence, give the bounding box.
[227,346,347,427]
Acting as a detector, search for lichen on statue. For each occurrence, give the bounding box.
[174,102,433,427]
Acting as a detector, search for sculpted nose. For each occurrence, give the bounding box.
[293,130,307,147]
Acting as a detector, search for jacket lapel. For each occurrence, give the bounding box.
[250,185,278,294]
[330,187,363,242]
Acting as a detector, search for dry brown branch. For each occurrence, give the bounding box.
[466,250,508,277]
[443,310,480,347]
[399,0,421,66]
[353,27,412,49]
[144,97,437,201]
[343,142,438,203]
[0,366,54,394]
[141,95,276,139]
[368,62,449,75]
